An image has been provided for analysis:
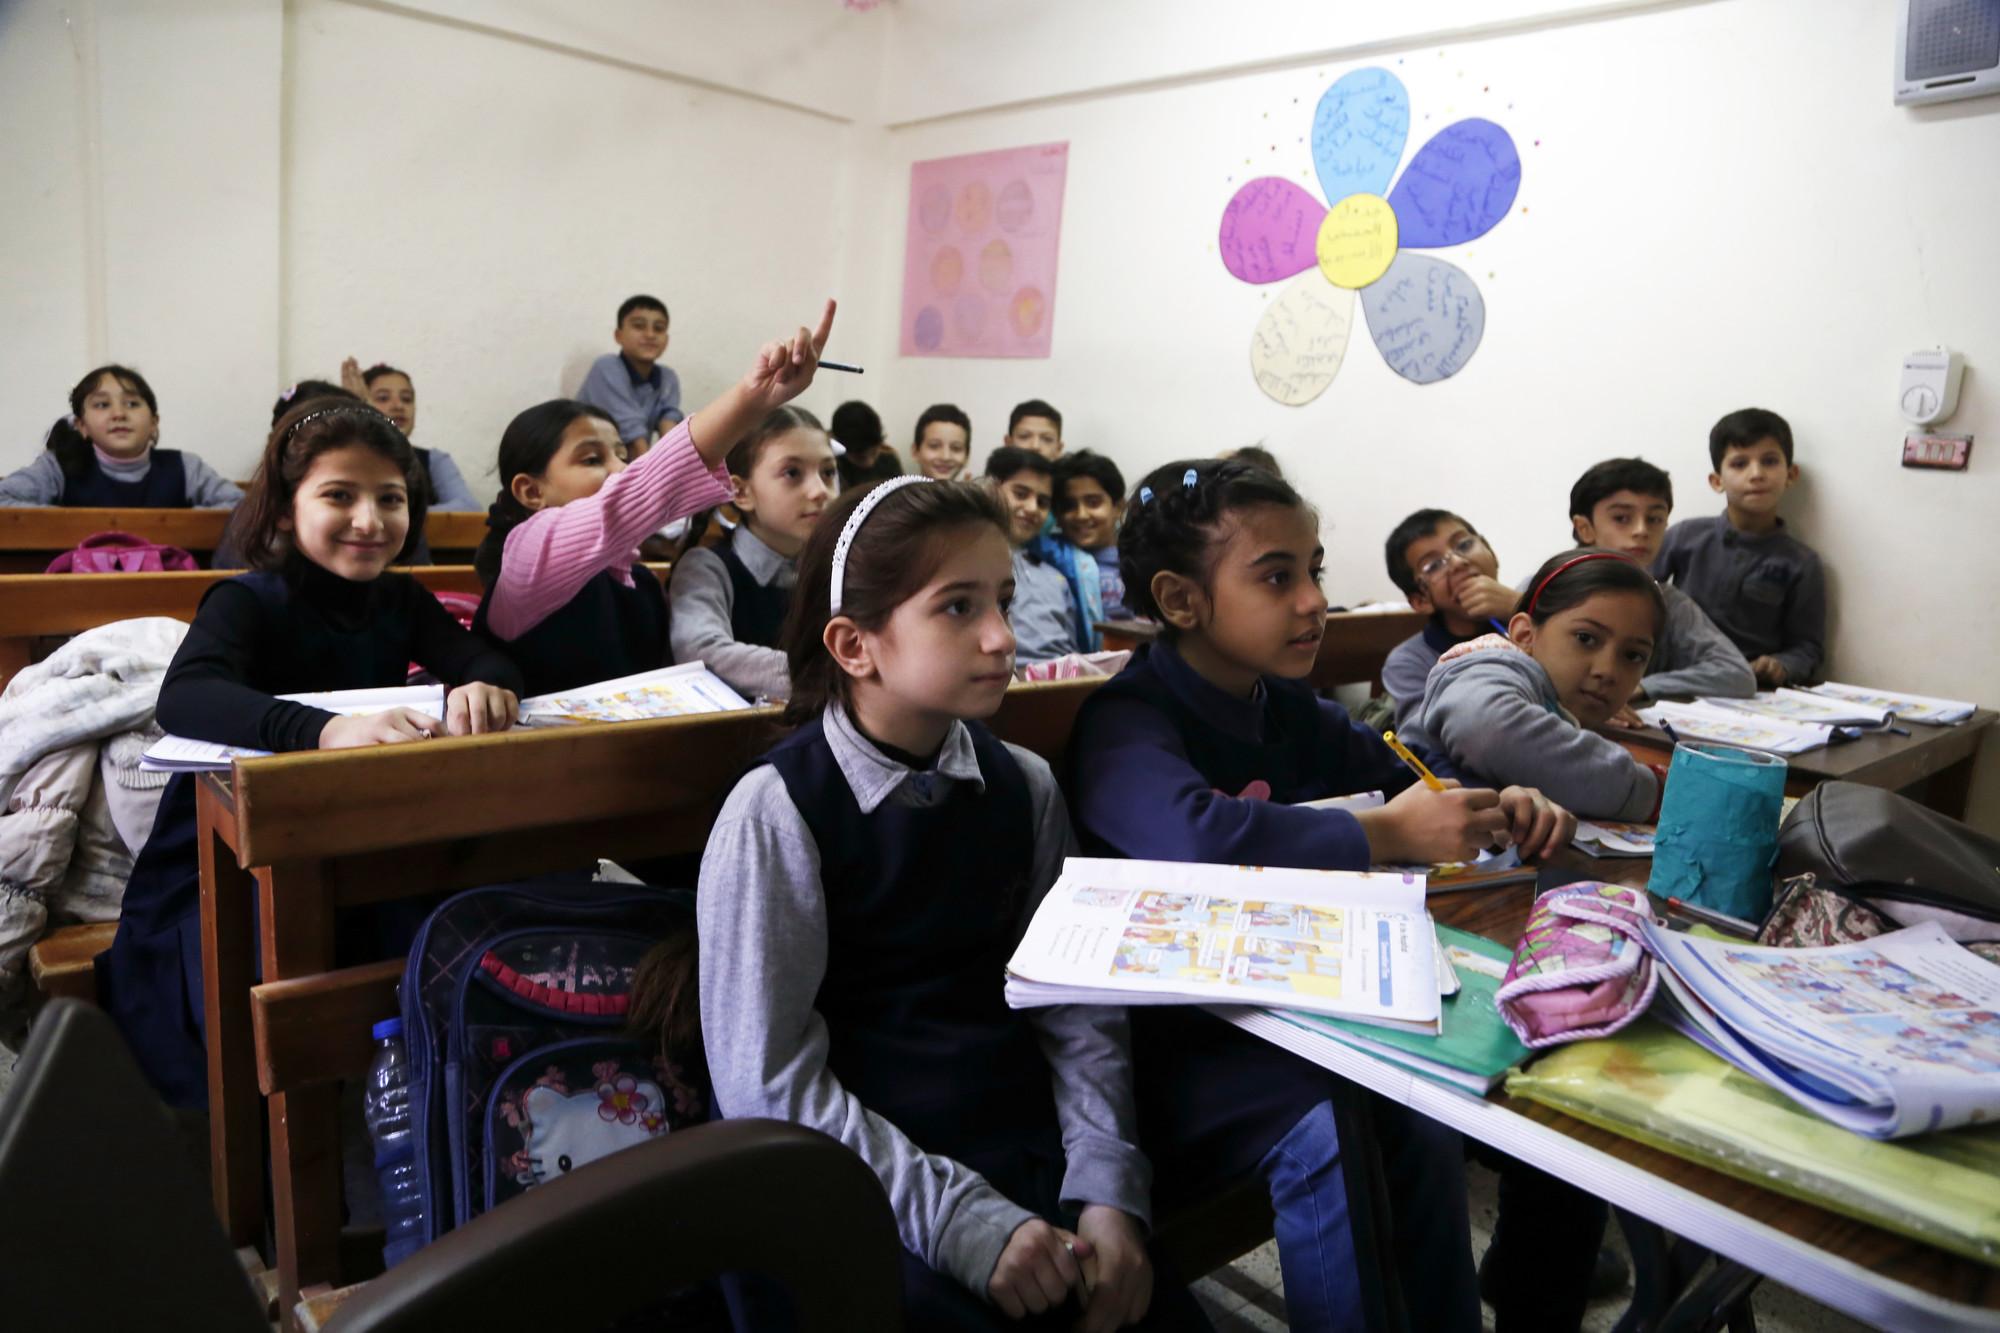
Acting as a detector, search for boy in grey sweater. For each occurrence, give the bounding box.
[1654,408,1825,688]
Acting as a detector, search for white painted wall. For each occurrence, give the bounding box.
[850,0,2000,824]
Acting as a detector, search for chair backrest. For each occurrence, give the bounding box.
[0,1001,268,1332]
[321,1118,902,1333]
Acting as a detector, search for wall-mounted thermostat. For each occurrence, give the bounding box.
[1899,346,1963,424]
[1896,0,2000,105]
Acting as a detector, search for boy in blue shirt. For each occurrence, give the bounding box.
[576,294,682,456]
[984,446,1079,663]
[1034,449,1129,651]
[1654,408,1826,687]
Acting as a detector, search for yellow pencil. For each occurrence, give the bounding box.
[1381,731,1446,792]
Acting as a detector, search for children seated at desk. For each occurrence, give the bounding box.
[668,406,836,702]
[983,446,1080,664]
[1565,457,1756,716]
[695,477,1207,1329]
[476,300,839,696]
[1,365,242,509]
[1048,450,1131,635]
[1071,457,1580,1330]
[98,397,523,1108]
[1401,549,1670,822]
[829,400,903,489]
[575,294,682,458]
[1654,407,1825,688]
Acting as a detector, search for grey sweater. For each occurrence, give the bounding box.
[1402,640,1660,820]
[1654,515,1824,681]
[1512,569,1754,701]
[1010,548,1080,663]
[668,525,794,702]
[0,449,242,508]
[696,703,1150,1298]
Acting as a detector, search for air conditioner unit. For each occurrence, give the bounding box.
[1896,0,2000,104]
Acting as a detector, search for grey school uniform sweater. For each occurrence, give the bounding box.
[1654,515,1825,682]
[1402,639,1661,821]
[695,703,1150,1295]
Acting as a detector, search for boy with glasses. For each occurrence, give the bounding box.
[1381,510,1512,727]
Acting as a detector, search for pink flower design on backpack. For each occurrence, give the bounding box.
[596,1072,650,1125]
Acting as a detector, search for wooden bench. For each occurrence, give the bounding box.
[1099,609,1424,695]
[0,508,493,572]
[0,563,670,687]
[25,922,120,1005]
[190,678,1269,1324]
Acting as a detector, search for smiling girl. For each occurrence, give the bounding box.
[2,365,241,508]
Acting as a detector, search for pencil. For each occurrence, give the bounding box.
[820,359,864,374]
[1381,731,1446,792]
[1667,896,1760,937]
[1488,618,1508,634]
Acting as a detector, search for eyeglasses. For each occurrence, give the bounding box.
[1414,533,1487,584]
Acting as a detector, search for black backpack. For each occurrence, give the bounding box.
[1776,782,2000,943]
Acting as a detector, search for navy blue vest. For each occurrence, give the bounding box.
[473,564,667,697]
[1077,644,1342,841]
[62,449,188,508]
[232,569,420,691]
[715,539,791,649]
[761,717,1062,1186]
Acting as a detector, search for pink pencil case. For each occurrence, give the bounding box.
[1495,882,1658,1049]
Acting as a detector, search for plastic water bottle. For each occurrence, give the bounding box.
[362,1016,425,1266]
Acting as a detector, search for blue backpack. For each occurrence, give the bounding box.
[398,877,706,1257]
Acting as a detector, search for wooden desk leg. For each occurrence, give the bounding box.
[260,861,342,1332]
[1922,754,1976,822]
[198,782,263,1247]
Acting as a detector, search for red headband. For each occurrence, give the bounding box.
[1525,551,1641,617]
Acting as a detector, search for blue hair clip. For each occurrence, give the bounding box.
[1182,468,1198,489]
[1137,486,1154,505]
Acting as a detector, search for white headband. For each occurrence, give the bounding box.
[829,475,934,615]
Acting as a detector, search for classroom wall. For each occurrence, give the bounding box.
[848,0,2000,827]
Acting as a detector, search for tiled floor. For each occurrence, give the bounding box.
[1189,1159,1876,1332]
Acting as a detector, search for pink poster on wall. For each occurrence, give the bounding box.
[900,141,1068,359]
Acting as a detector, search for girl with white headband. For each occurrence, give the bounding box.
[687,476,1205,1330]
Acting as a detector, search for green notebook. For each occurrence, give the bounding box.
[1266,925,1529,1092]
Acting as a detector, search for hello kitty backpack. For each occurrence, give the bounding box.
[398,877,706,1250]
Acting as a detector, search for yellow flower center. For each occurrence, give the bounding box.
[1316,194,1398,289]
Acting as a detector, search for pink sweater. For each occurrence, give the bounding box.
[484,419,730,641]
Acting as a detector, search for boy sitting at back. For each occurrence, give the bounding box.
[1566,457,1757,717]
[984,446,1079,664]
[1654,408,1825,687]
[1381,509,1515,728]
[1004,399,1064,460]
[576,294,682,457]
[1036,449,1130,650]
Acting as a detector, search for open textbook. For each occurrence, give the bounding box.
[1571,819,1656,858]
[1805,681,1977,727]
[1637,700,1833,756]
[142,665,750,771]
[1703,688,1894,730]
[1641,919,2000,1139]
[1003,857,1443,1034]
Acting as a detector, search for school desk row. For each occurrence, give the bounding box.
[0,506,489,572]
[65,677,1986,1328]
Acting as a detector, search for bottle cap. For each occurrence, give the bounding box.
[372,1016,404,1040]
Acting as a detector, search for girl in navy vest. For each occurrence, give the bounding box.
[0,365,242,508]
[343,358,483,511]
[1071,459,1584,1331]
[700,478,1206,1331]
[97,400,523,1108]
[474,301,837,697]
[666,405,836,701]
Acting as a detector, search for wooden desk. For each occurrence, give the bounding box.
[1096,609,1425,695]
[1233,861,2000,1329]
[0,507,494,572]
[1619,709,1996,819]
[198,679,1110,1325]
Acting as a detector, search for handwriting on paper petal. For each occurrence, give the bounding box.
[1250,274,1356,406]
[1312,67,1410,204]
[1388,118,1521,248]
[1219,177,1328,284]
[1361,253,1485,384]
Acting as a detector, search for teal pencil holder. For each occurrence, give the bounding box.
[1646,741,1787,923]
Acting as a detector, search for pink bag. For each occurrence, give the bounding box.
[44,530,199,574]
[1494,882,1659,1048]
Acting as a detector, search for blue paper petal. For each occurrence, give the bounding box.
[1311,68,1409,204]
[1387,118,1521,248]
[1362,253,1486,385]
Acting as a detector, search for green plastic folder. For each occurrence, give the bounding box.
[1508,1020,2000,1267]
[1269,925,1529,1092]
